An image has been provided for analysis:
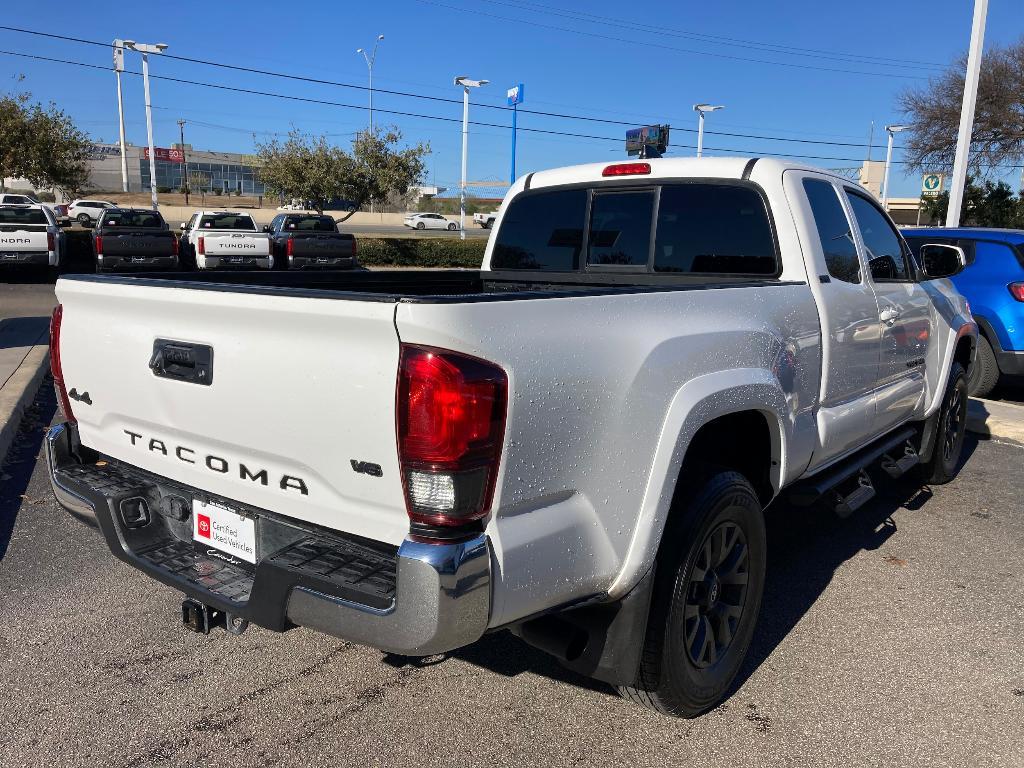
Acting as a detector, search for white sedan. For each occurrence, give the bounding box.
[403,213,460,231]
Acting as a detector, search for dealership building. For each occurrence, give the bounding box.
[85,143,267,195]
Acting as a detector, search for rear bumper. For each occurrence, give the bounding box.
[98,254,179,271]
[45,422,491,655]
[201,256,273,269]
[0,251,51,266]
[996,349,1024,376]
[288,255,357,269]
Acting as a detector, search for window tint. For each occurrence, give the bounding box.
[102,210,164,228]
[0,207,47,225]
[654,184,776,274]
[588,190,654,266]
[285,216,337,232]
[492,188,586,270]
[845,191,909,281]
[199,214,256,231]
[803,179,860,283]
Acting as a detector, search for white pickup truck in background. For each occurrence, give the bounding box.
[473,210,499,229]
[0,203,64,273]
[47,157,976,718]
[179,211,273,270]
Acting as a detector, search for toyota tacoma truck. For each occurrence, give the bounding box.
[264,214,358,270]
[93,208,179,273]
[0,203,64,274]
[179,211,272,270]
[46,158,976,718]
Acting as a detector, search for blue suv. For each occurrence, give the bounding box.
[902,228,1024,396]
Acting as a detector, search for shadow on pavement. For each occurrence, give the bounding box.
[0,376,57,562]
[0,316,50,350]
[391,437,980,703]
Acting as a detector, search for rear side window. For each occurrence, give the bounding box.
[588,190,654,266]
[0,207,47,225]
[102,211,164,228]
[491,188,586,270]
[803,179,860,283]
[199,214,256,231]
[654,184,776,274]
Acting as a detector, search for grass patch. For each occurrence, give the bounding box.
[356,237,486,268]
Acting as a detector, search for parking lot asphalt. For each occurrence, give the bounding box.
[1,381,1022,768]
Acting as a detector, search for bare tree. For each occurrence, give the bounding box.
[900,38,1024,176]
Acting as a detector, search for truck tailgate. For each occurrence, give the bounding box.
[200,232,271,257]
[102,232,175,257]
[54,278,409,546]
[289,234,354,258]
[0,227,49,255]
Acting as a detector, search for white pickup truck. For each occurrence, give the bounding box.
[47,157,976,718]
[473,210,499,229]
[179,211,273,270]
[0,203,64,273]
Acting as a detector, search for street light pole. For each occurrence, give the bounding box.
[454,76,488,241]
[946,0,988,228]
[357,35,384,134]
[123,41,168,210]
[693,104,724,157]
[113,40,129,193]
[881,124,908,209]
[178,119,189,206]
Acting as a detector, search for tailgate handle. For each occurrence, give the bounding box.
[150,339,213,385]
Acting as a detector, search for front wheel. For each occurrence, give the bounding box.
[619,469,766,717]
[919,361,968,484]
[77,213,91,225]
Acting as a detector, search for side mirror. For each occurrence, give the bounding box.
[180,223,187,230]
[919,243,966,279]
[262,224,271,233]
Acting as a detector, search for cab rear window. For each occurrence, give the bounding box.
[285,216,337,232]
[491,183,776,275]
[199,214,256,230]
[102,211,165,228]
[0,208,47,225]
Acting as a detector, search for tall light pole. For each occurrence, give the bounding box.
[881,124,909,208]
[112,40,129,193]
[356,34,385,134]
[178,119,189,206]
[693,104,724,158]
[455,76,488,240]
[124,40,168,210]
[946,0,988,228]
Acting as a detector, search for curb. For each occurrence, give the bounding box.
[967,397,1024,447]
[0,345,50,468]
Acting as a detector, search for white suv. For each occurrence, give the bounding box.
[68,199,116,225]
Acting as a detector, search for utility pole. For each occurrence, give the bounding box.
[454,76,488,240]
[946,0,989,228]
[178,119,189,206]
[113,40,129,192]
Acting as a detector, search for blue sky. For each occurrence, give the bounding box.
[1,0,1021,198]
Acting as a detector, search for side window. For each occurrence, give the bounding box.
[803,179,861,283]
[845,191,910,281]
[491,188,587,271]
[587,189,654,267]
[654,184,776,274]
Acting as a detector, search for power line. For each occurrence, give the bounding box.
[414,0,932,80]
[475,0,948,72]
[0,24,905,149]
[4,47,925,166]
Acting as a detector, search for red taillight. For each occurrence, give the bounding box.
[94,235,103,256]
[47,231,55,252]
[286,238,294,257]
[397,344,507,527]
[198,236,205,255]
[602,162,651,177]
[49,305,76,425]
[1009,282,1024,302]
[170,235,179,256]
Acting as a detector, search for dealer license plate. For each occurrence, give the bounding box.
[192,500,256,564]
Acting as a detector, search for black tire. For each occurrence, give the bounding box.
[618,469,766,717]
[967,335,999,398]
[416,222,425,230]
[919,362,969,485]
[76,213,91,225]
[448,222,457,231]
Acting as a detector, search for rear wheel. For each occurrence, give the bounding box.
[618,469,766,717]
[448,222,457,231]
[76,213,91,225]
[967,336,999,398]
[416,222,425,230]
[919,361,969,484]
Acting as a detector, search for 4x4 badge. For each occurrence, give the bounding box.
[68,388,92,405]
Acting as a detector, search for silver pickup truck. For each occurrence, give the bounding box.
[46,157,976,718]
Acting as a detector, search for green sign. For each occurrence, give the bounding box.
[922,173,944,196]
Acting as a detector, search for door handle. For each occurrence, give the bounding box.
[879,308,900,325]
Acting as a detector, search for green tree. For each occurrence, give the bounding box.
[920,179,1024,227]
[256,127,428,218]
[900,38,1024,175]
[0,91,91,195]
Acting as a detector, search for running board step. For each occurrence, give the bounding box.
[880,441,920,479]
[788,426,918,509]
[832,470,875,518]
